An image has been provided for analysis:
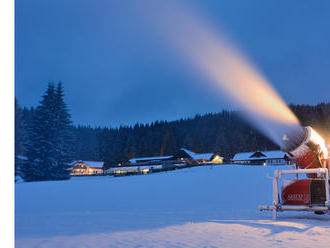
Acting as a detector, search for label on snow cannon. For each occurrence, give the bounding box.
[282,179,326,205]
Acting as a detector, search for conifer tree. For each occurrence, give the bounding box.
[21,83,72,181]
[54,82,73,165]
[15,98,25,176]
[15,98,25,156]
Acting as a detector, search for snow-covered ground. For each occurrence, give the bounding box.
[15,165,330,248]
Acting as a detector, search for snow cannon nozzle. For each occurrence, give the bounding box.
[280,126,306,153]
[280,126,328,170]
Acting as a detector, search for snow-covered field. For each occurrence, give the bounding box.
[15,165,330,248]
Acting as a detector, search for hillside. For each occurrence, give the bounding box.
[15,102,330,166]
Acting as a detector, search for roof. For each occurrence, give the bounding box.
[232,150,287,161]
[129,155,173,164]
[106,166,139,172]
[70,160,104,168]
[180,148,216,161]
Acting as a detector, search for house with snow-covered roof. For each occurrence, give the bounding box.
[174,148,223,164]
[105,163,163,175]
[102,155,174,175]
[231,150,290,165]
[68,160,104,175]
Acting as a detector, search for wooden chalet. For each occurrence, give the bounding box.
[174,148,223,164]
[231,150,290,165]
[69,160,104,175]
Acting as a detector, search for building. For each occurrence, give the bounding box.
[231,150,290,165]
[174,148,223,164]
[69,160,104,175]
[104,154,176,176]
[107,148,223,177]
[105,164,163,175]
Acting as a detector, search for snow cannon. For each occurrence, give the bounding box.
[259,126,330,219]
[281,126,329,172]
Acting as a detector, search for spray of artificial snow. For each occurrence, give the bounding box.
[140,0,301,147]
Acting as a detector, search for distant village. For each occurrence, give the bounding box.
[67,148,291,177]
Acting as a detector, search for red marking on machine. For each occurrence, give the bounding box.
[282,180,311,205]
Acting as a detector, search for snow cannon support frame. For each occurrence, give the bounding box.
[259,167,330,220]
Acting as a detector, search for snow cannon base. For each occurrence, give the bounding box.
[259,168,330,220]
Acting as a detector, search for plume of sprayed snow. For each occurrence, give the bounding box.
[139,0,301,147]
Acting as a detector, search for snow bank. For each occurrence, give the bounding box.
[15,165,330,247]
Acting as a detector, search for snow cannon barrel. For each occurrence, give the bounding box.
[281,126,328,172]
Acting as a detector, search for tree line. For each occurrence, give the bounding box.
[15,83,330,181]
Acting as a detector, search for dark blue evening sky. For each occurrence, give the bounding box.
[15,0,330,127]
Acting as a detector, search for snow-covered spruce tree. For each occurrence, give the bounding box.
[54,82,73,172]
[15,98,26,177]
[21,83,72,181]
[15,98,25,156]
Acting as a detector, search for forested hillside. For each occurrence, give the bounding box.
[16,98,330,168]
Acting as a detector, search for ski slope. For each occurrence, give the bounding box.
[15,165,330,248]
